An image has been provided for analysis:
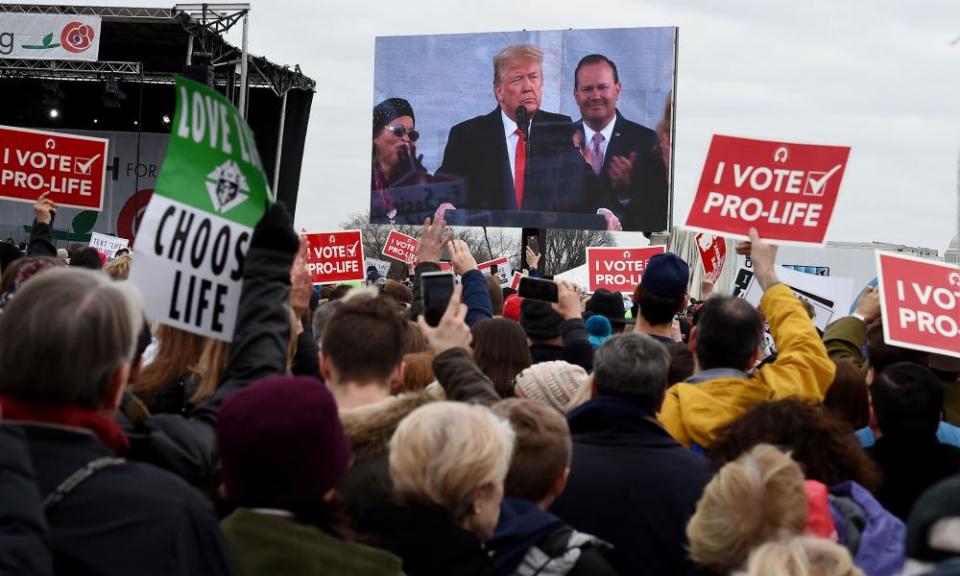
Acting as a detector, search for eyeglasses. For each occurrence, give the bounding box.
[385,125,419,142]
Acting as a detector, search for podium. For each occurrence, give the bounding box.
[442,209,606,230]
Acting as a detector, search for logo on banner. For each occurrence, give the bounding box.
[0,125,108,210]
[304,230,365,284]
[876,252,960,359]
[60,21,95,53]
[206,159,249,213]
[129,76,271,342]
[685,135,850,245]
[382,230,419,264]
[586,246,666,293]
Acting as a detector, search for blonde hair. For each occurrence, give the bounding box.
[190,307,299,407]
[104,253,133,280]
[189,338,230,406]
[493,44,543,85]
[738,536,864,576]
[389,402,515,522]
[134,324,208,400]
[687,444,808,572]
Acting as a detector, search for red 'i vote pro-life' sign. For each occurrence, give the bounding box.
[0,125,108,211]
[876,252,960,359]
[587,246,666,293]
[685,135,851,246]
[382,230,419,263]
[304,230,365,284]
[695,232,727,282]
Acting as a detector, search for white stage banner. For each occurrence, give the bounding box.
[0,14,101,61]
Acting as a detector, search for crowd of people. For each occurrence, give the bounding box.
[1,191,960,576]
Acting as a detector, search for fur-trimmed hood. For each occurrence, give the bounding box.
[340,386,443,462]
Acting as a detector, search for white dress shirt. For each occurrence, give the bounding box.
[582,115,617,167]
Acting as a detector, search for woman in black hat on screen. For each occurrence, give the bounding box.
[371,97,429,222]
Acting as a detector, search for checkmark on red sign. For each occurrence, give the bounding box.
[74,154,101,175]
[803,164,843,197]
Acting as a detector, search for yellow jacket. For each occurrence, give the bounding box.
[657,283,836,448]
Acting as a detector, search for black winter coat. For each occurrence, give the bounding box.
[0,427,51,576]
[550,395,711,576]
[15,425,235,576]
[361,502,495,576]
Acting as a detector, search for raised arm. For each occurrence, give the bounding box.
[26,192,57,258]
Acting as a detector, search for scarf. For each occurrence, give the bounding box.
[0,395,130,453]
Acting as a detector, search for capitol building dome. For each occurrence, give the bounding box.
[947,233,960,264]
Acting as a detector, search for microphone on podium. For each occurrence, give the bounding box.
[515,106,530,141]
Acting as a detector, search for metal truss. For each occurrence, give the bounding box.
[174,3,249,35]
[0,59,143,81]
[0,4,314,94]
[249,58,316,96]
[0,4,175,20]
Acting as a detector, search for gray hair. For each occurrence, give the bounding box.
[592,333,670,412]
[0,267,144,409]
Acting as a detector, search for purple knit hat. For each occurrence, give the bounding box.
[217,375,351,508]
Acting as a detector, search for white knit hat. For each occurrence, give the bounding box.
[514,361,588,412]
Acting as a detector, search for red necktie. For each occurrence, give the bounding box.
[514,128,526,210]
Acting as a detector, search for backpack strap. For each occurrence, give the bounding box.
[43,456,126,512]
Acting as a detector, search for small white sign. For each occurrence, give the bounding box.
[88,232,129,260]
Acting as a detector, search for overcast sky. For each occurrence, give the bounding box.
[35,0,960,252]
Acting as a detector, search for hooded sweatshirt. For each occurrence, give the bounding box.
[657,283,836,448]
[488,498,614,576]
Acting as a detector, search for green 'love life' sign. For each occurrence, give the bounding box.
[130,76,272,341]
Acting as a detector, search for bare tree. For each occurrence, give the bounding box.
[339,214,523,278]
[541,228,615,276]
[339,213,420,279]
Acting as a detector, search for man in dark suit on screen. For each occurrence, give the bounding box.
[573,54,670,233]
[437,44,616,228]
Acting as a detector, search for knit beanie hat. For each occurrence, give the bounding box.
[503,293,523,321]
[373,97,415,136]
[514,361,588,412]
[520,299,563,341]
[586,314,613,348]
[907,474,960,563]
[218,376,351,509]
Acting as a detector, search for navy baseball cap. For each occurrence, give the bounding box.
[642,253,689,299]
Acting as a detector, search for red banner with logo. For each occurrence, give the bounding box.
[0,125,108,210]
[304,230,365,284]
[685,135,850,245]
[382,230,419,263]
[587,246,666,293]
[695,232,727,282]
[876,252,960,359]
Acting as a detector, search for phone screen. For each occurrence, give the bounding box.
[527,236,540,255]
[518,276,558,303]
[421,272,455,327]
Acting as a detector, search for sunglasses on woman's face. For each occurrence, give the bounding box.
[385,125,419,142]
